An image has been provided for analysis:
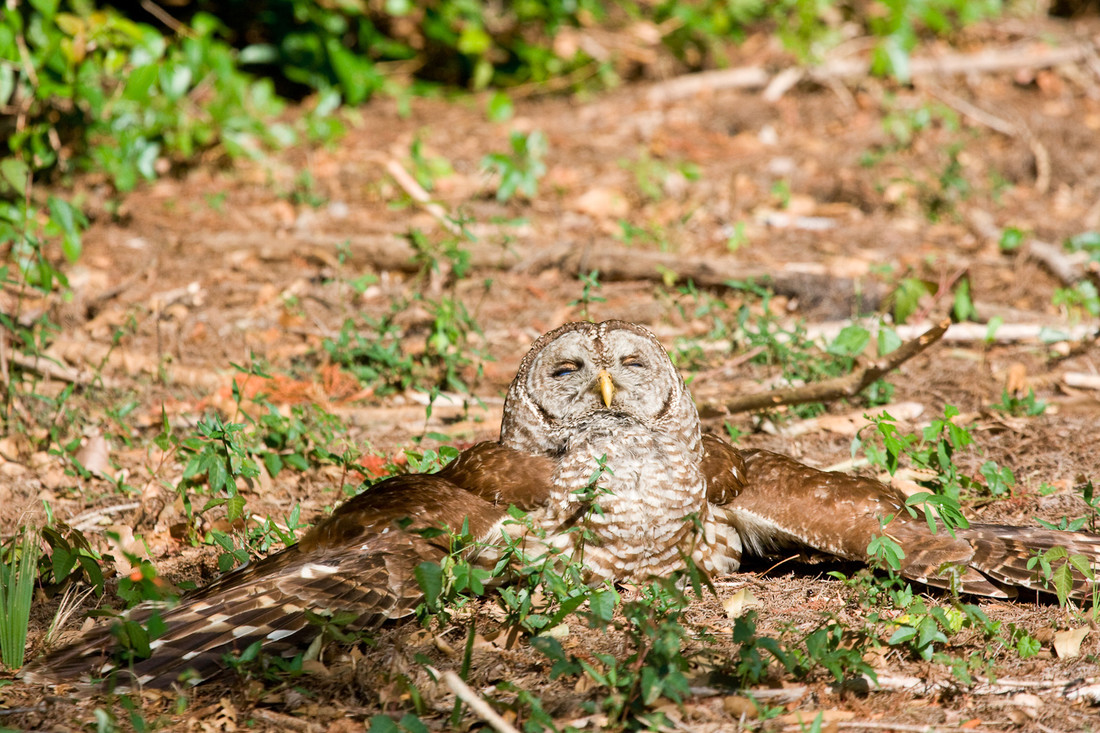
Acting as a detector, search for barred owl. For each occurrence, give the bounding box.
[24,321,1100,688]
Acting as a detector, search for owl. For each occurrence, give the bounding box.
[24,321,1100,687]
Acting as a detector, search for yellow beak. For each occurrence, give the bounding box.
[597,369,615,407]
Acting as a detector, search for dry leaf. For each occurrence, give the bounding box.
[723,588,759,619]
[75,431,112,478]
[1054,627,1089,658]
[1005,362,1028,395]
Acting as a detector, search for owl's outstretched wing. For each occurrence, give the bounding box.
[703,437,1100,599]
[23,443,555,688]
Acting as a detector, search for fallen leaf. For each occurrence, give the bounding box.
[722,695,758,718]
[723,587,759,619]
[1054,627,1089,658]
[573,187,629,219]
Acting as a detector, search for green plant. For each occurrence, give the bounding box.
[0,527,40,669]
[482,130,548,202]
[569,270,606,322]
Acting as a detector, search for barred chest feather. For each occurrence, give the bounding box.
[499,414,741,582]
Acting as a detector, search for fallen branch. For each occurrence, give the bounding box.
[862,671,1100,703]
[1065,372,1100,390]
[524,243,884,316]
[647,41,1097,103]
[194,231,884,316]
[806,320,1097,345]
[723,319,949,414]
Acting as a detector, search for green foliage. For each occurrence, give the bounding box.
[854,407,974,523]
[0,528,40,669]
[867,0,1003,83]
[991,388,1047,417]
[1026,545,1097,607]
[2,4,300,190]
[325,235,490,397]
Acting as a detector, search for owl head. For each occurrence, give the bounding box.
[500,320,700,455]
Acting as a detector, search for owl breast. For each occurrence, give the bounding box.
[518,413,710,581]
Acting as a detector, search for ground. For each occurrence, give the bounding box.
[2,14,1100,733]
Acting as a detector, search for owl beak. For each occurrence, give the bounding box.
[596,369,615,407]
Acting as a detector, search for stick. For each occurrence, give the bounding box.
[723,319,949,414]
[384,158,464,236]
[7,350,123,390]
[440,670,521,733]
[1065,372,1100,390]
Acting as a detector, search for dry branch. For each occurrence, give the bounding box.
[864,671,1100,703]
[194,232,883,315]
[723,319,949,415]
[525,243,884,316]
[647,41,1097,103]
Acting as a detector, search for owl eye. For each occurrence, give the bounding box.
[552,362,581,377]
[622,356,645,368]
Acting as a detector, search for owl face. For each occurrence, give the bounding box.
[500,321,700,455]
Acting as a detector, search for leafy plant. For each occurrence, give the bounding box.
[0,527,40,669]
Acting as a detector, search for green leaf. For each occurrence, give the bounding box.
[486,91,513,123]
[999,227,1025,251]
[414,561,443,608]
[457,26,491,56]
[827,325,871,357]
[0,158,29,196]
[877,326,902,356]
[1051,563,1073,606]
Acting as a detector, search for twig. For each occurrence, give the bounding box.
[923,84,1051,194]
[70,502,142,533]
[440,670,521,733]
[923,82,1017,136]
[139,0,195,38]
[967,209,1091,286]
[723,319,949,414]
[806,319,1097,345]
[1028,239,1090,286]
[384,158,463,236]
[7,350,122,390]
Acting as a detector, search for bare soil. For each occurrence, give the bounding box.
[3,16,1100,733]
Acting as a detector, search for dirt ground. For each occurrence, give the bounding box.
[3,14,1100,733]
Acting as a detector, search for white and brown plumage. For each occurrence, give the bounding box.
[24,320,1100,687]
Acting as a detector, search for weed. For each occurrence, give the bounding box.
[482,130,548,202]
[570,270,607,322]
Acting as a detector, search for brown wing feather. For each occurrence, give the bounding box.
[712,446,1100,599]
[24,443,554,688]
